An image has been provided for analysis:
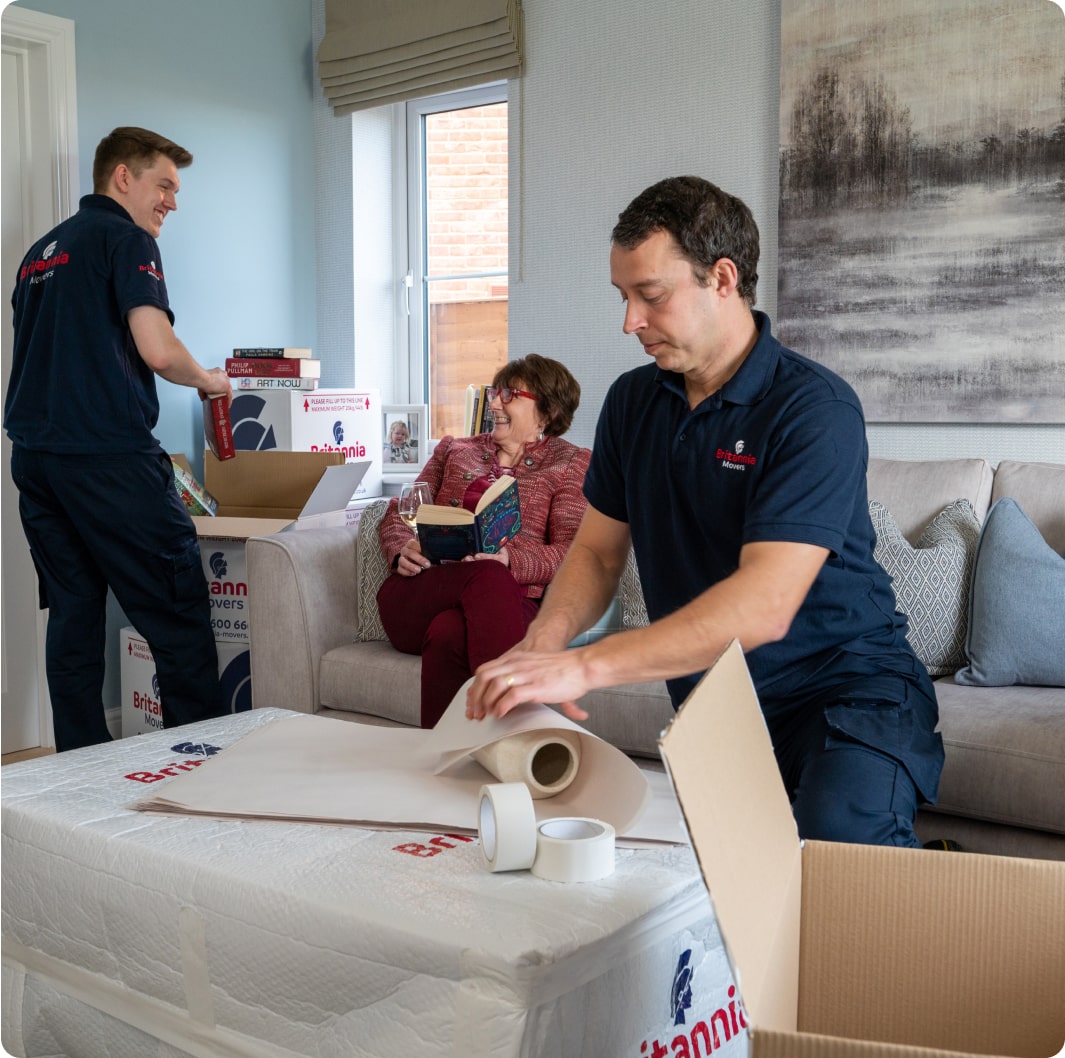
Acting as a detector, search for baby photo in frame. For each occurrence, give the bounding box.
[381,404,428,474]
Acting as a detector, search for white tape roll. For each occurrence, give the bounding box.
[473,731,581,799]
[478,782,538,872]
[530,817,616,883]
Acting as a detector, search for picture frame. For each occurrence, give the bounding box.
[380,404,428,475]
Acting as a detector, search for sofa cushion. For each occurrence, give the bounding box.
[355,500,390,642]
[932,678,1065,835]
[991,460,1065,554]
[955,498,1065,688]
[620,548,649,629]
[867,457,993,543]
[870,498,980,676]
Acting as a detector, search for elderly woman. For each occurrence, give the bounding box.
[377,355,590,727]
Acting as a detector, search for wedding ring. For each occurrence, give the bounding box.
[505,675,515,688]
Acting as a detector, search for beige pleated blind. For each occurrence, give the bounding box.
[317,0,523,115]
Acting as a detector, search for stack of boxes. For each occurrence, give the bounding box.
[120,354,384,739]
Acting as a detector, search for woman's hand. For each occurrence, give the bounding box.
[465,545,510,567]
[395,539,431,576]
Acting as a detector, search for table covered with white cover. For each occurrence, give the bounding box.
[1,709,746,1058]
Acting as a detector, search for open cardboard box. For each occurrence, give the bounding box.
[658,640,1065,1058]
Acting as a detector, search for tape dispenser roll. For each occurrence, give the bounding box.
[473,731,581,799]
[478,782,538,872]
[530,817,616,883]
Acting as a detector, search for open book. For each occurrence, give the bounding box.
[416,475,520,562]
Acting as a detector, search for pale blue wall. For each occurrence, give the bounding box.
[11,0,317,469]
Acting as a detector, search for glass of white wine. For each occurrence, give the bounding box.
[397,481,432,537]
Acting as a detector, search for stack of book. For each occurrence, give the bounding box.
[463,384,495,435]
[226,347,321,391]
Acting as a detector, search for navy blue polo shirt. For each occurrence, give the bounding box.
[584,312,927,712]
[5,194,174,453]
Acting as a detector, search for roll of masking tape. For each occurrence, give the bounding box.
[478,782,538,872]
[530,817,616,883]
[473,731,581,799]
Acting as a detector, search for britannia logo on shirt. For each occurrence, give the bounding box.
[716,439,758,471]
[139,259,164,281]
[20,239,70,282]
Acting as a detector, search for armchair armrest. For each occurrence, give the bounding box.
[247,526,358,714]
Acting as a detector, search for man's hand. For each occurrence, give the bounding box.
[197,367,232,404]
[466,647,591,722]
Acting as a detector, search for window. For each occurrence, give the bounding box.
[401,84,508,439]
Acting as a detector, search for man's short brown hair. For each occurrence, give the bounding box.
[92,127,193,193]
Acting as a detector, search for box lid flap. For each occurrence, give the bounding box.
[659,639,802,1032]
[203,450,344,510]
[298,460,371,518]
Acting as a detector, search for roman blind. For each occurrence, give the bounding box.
[317,0,524,115]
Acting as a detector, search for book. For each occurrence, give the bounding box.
[416,476,520,562]
[173,462,218,516]
[225,357,322,379]
[231,347,313,359]
[202,394,235,461]
[235,375,319,392]
[463,384,494,435]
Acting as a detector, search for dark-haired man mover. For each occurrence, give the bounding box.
[4,127,232,751]
[468,176,944,847]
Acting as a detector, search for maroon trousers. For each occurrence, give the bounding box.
[376,561,540,728]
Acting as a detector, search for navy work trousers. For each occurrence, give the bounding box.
[11,447,224,752]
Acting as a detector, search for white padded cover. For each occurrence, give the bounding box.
[2,710,743,1058]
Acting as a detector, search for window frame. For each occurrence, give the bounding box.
[396,81,508,426]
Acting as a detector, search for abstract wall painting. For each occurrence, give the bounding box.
[777,0,1065,422]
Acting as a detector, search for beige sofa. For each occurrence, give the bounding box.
[247,458,1065,861]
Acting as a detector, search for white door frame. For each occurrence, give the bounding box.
[1,6,79,751]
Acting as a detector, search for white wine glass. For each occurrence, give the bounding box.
[397,481,432,537]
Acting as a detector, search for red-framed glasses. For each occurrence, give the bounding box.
[487,386,537,404]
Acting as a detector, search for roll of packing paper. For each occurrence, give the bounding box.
[530,817,616,883]
[472,730,581,799]
[478,782,538,872]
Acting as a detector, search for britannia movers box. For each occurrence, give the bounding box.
[227,388,382,499]
[658,641,1065,1058]
[175,452,367,642]
[120,627,251,737]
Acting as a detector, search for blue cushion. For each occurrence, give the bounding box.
[955,498,1065,688]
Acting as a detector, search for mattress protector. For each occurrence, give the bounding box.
[2,709,744,1058]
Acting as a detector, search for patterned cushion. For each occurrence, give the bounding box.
[870,498,981,676]
[619,548,649,629]
[354,500,390,642]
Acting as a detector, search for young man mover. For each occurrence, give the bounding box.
[5,126,232,751]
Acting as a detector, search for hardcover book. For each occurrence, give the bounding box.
[202,394,236,461]
[416,476,520,562]
[173,462,218,517]
[231,347,313,359]
[235,376,319,391]
[225,357,322,379]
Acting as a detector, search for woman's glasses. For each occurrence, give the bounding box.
[487,386,537,404]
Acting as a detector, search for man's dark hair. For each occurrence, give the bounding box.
[611,176,760,306]
[92,127,193,193]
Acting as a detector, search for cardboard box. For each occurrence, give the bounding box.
[120,627,252,738]
[177,452,368,641]
[228,388,382,498]
[658,641,1065,1058]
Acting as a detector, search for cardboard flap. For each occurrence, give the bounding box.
[204,450,344,510]
[298,460,370,519]
[659,639,802,1032]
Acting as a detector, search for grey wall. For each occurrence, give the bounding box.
[505,0,1064,463]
